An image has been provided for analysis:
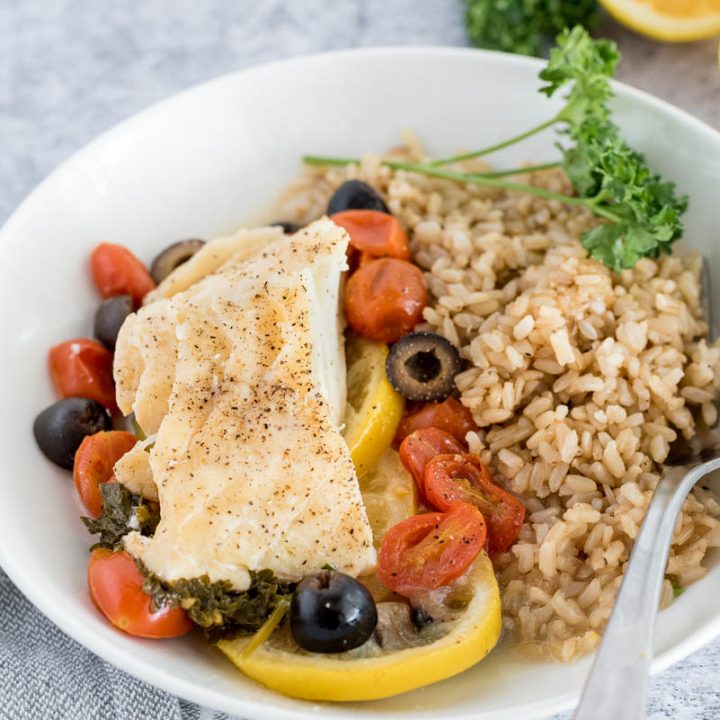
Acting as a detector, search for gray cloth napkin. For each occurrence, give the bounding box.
[0,570,234,720]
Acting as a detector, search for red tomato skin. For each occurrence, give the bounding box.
[73,431,137,517]
[394,398,477,447]
[48,339,117,410]
[90,243,156,307]
[344,258,427,343]
[87,549,193,638]
[398,428,465,501]
[332,210,410,260]
[424,453,525,556]
[377,502,487,596]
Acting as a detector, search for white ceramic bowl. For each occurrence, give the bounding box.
[1,47,719,720]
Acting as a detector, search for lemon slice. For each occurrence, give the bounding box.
[600,0,720,42]
[360,448,417,549]
[217,552,501,701]
[343,337,404,478]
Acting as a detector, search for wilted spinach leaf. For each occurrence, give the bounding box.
[82,483,159,550]
[141,567,294,641]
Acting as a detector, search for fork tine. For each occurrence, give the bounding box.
[702,257,717,342]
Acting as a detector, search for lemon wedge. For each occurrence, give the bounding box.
[600,0,720,42]
[343,337,404,478]
[217,552,501,701]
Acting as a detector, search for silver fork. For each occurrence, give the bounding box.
[574,259,720,720]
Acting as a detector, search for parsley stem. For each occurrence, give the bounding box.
[586,203,623,223]
[430,116,559,166]
[303,155,362,167]
[301,155,562,177]
[471,161,562,177]
[300,157,621,225]
[305,29,687,271]
[242,596,291,658]
[383,160,592,209]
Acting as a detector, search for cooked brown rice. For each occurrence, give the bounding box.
[277,136,720,661]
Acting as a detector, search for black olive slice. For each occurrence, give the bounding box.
[34,398,112,469]
[150,239,205,284]
[94,295,133,351]
[386,332,462,402]
[290,570,378,653]
[327,180,389,215]
[272,221,302,234]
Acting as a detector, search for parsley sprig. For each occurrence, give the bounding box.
[303,27,688,272]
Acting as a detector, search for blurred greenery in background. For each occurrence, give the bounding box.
[464,0,599,56]
[461,1,720,133]
[464,0,720,56]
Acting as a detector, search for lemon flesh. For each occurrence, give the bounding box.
[217,552,501,702]
[343,337,404,478]
[360,448,417,549]
[600,0,720,42]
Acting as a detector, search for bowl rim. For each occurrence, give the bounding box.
[2,44,720,720]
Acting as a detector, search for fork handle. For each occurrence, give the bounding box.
[574,457,720,720]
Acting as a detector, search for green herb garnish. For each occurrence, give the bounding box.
[86,484,293,641]
[241,595,291,658]
[141,567,294,641]
[82,482,159,550]
[464,0,598,57]
[304,26,688,272]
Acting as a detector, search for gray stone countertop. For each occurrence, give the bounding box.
[1,1,719,718]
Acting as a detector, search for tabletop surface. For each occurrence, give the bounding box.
[1,2,719,719]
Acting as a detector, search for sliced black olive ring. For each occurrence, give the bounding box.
[385,332,462,402]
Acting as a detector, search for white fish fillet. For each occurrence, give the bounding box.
[113,442,158,502]
[116,225,286,434]
[144,225,284,304]
[116,219,376,590]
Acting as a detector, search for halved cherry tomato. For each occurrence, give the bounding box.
[344,258,427,343]
[87,549,193,638]
[48,339,116,410]
[90,243,156,307]
[399,427,465,501]
[377,502,486,596]
[394,397,477,447]
[424,453,525,557]
[332,210,410,261]
[74,431,137,517]
[357,251,376,269]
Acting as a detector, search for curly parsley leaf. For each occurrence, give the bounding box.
[540,25,619,126]
[558,113,687,270]
[304,26,688,272]
[464,0,598,57]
